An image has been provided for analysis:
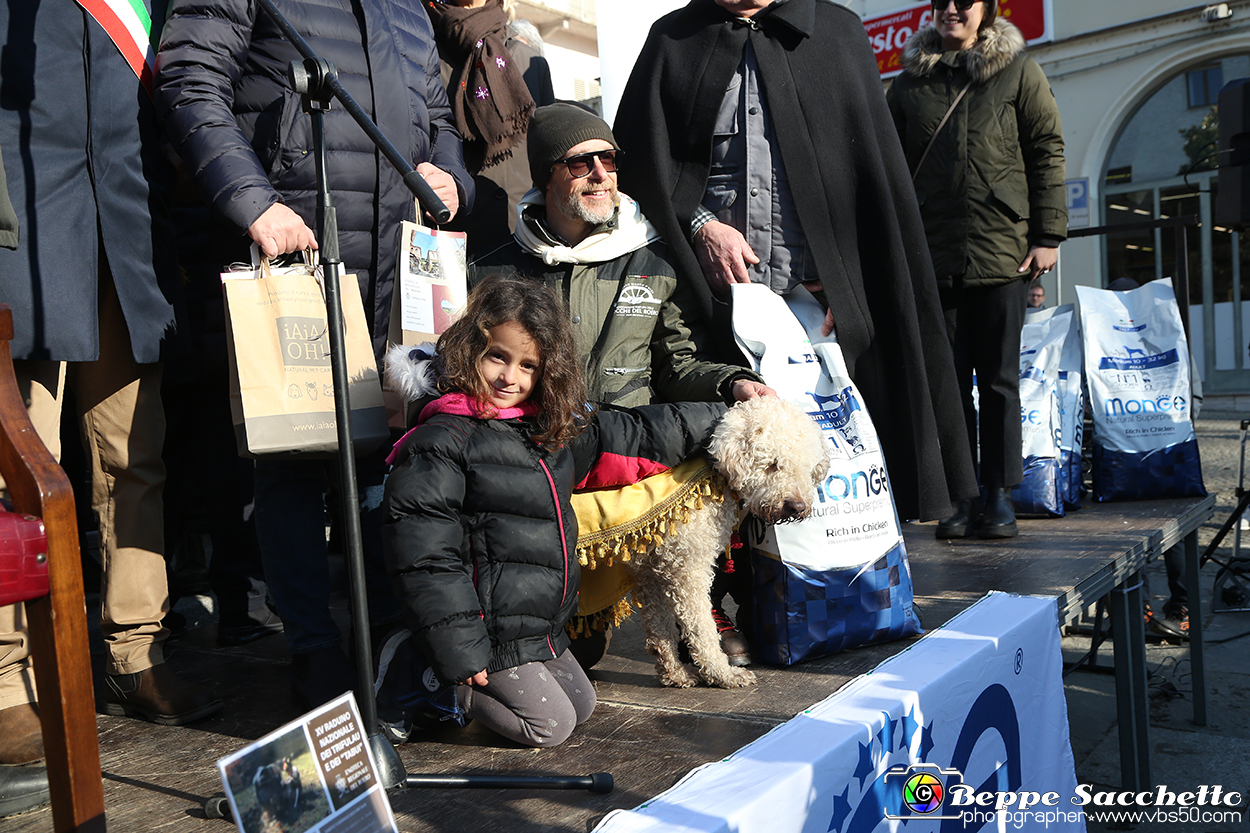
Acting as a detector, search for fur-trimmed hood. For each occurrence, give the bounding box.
[384,342,440,404]
[901,18,1025,83]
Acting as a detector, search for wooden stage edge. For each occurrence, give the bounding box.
[6,495,1215,832]
[904,494,1216,629]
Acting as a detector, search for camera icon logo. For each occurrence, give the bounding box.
[883,763,964,820]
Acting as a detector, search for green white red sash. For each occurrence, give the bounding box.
[75,0,156,94]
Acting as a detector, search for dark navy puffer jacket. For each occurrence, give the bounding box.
[156,0,474,356]
[382,396,725,684]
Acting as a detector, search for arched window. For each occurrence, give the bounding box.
[1103,54,1250,385]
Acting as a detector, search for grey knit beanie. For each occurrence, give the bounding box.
[527,103,619,189]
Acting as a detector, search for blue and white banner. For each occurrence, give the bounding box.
[595,593,1082,833]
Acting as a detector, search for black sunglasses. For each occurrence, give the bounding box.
[933,0,981,10]
[554,150,619,178]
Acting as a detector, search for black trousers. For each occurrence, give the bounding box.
[939,278,1028,489]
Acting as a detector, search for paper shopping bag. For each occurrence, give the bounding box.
[222,257,388,458]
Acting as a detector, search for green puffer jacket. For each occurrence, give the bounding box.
[886,20,1066,287]
[471,234,758,408]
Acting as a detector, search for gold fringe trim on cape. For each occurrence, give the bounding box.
[566,598,638,637]
[567,457,727,634]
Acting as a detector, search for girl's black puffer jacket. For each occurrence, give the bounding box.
[382,399,725,685]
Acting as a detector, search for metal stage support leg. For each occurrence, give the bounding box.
[1107,573,1150,792]
[1182,532,1207,726]
[1088,599,1107,669]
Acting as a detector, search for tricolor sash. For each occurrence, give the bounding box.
[75,0,157,94]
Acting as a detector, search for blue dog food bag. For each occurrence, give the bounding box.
[731,285,922,665]
[1025,304,1085,509]
[1013,306,1074,517]
[1076,279,1205,501]
[1058,368,1086,509]
[1049,304,1087,510]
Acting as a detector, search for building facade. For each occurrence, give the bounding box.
[515,0,601,109]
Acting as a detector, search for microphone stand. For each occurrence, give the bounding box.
[219,0,613,803]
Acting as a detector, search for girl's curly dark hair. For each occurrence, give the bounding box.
[436,273,590,450]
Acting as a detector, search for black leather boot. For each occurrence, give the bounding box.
[711,608,751,667]
[978,487,1018,539]
[0,764,49,817]
[709,551,753,661]
[935,498,977,539]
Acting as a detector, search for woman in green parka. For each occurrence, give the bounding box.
[887,0,1066,540]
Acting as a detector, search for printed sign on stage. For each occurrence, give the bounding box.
[865,0,1051,78]
[216,693,399,833]
[594,592,1083,833]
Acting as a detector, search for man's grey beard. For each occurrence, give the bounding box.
[559,184,618,226]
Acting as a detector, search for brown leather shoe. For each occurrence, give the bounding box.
[712,608,752,668]
[0,704,43,765]
[101,663,223,726]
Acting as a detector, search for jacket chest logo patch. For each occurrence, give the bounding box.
[616,282,661,318]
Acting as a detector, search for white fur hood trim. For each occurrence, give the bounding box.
[513,190,662,265]
[901,19,1025,83]
[384,342,440,404]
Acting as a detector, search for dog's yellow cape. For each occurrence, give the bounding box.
[569,456,727,634]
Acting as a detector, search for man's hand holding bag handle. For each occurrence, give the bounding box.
[221,248,388,458]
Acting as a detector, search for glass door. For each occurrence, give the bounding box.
[1103,171,1250,393]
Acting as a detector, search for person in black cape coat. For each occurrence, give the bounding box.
[613,0,978,524]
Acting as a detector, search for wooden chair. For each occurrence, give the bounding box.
[0,305,105,831]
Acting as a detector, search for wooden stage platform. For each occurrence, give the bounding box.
[6,495,1213,832]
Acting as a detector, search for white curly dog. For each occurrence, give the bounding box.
[627,396,828,689]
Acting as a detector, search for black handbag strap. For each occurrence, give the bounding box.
[911,80,973,183]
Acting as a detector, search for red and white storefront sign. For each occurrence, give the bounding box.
[864,0,1052,79]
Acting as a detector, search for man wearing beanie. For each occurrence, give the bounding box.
[469,103,773,668]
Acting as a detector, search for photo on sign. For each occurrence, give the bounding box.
[397,222,468,342]
[217,693,399,833]
[221,727,331,833]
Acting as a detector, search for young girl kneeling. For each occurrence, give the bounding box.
[382,274,724,747]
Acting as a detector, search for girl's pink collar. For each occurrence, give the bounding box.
[386,393,540,466]
[418,392,539,422]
